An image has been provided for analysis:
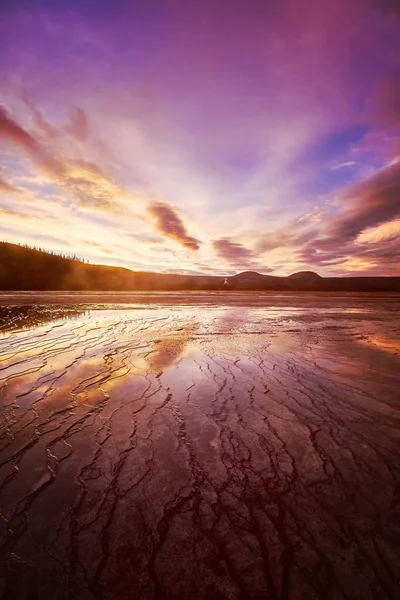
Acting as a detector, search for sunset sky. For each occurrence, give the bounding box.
[1,0,400,276]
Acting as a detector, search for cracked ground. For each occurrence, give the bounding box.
[0,293,399,600]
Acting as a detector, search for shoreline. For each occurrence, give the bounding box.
[1,289,399,307]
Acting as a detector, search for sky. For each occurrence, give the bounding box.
[0,0,400,277]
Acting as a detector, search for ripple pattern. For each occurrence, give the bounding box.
[0,300,400,600]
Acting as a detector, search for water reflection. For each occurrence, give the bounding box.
[0,305,87,333]
[356,333,400,354]
[145,325,195,372]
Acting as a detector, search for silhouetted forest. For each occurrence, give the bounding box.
[0,241,399,292]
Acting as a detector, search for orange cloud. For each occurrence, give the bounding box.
[147,201,201,250]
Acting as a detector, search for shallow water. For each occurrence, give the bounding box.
[0,294,400,599]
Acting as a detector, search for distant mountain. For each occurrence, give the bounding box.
[0,241,399,292]
[288,271,322,282]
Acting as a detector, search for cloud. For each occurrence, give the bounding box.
[373,0,400,16]
[0,104,64,177]
[62,160,127,211]
[329,161,400,241]
[147,201,201,250]
[67,107,90,141]
[212,237,271,272]
[0,206,22,218]
[362,74,400,159]
[0,175,19,194]
[298,161,400,271]
[257,227,319,254]
[357,217,400,244]
[300,234,400,274]
[330,161,357,170]
[21,89,58,140]
[213,238,253,263]
[0,104,127,211]
[371,74,400,127]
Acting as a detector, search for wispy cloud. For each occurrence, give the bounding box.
[329,161,400,241]
[330,161,357,170]
[0,104,64,176]
[21,89,58,140]
[298,161,400,272]
[0,174,19,194]
[67,106,90,141]
[0,104,128,212]
[213,237,273,272]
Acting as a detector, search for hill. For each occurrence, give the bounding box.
[288,271,322,282]
[0,242,399,292]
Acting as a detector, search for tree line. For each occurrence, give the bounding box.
[15,242,90,263]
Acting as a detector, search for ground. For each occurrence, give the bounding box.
[0,293,399,599]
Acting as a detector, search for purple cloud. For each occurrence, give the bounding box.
[213,237,273,272]
[0,104,64,177]
[67,107,90,141]
[298,162,400,271]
